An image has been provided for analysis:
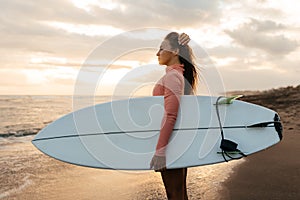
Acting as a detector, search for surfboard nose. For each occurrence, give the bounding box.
[274,113,283,141]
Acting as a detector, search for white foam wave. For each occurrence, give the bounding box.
[0,175,32,199]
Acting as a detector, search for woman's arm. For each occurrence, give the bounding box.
[155,72,183,156]
[150,71,183,171]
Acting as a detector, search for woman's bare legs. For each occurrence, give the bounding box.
[161,168,188,200]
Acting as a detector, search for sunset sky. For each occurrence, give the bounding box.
[1,0,299,95]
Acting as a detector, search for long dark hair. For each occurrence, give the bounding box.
[164,32,198,95]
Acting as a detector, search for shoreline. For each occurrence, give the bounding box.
[1,136,243,200]
[219,87,300,200]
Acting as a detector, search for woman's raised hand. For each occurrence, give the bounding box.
[178,33,191,46]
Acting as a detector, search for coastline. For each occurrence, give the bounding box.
[1,95,244,200]
[1,137,243,200]
[219,86,300,200]
[1,86,299,199]
[0,137,160,200]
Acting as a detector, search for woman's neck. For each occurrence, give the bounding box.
[166,55,181,66]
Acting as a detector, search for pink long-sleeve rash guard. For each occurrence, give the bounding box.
[152,64,184,156]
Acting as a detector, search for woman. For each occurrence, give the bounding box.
[150,32,198,200]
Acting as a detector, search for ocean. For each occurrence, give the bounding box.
[0,95,243,200]
[0,95,116,138]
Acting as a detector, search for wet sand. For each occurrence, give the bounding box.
[221,85,300,200]
[0,137,158,200]
[1,135,243,200]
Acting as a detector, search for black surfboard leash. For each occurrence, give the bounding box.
[215,96,247,162]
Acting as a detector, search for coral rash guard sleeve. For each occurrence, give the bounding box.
[153,65,184,156]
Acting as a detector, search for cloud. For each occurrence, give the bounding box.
[2,0,93,25]
[207,45,249,58]
[0,0,108,59]
[1,0,222,35]
[1,0,299,95]
[0,0,223,71]
[224,18,299,55]
[3,0,222,37]
[208,45,300,91]
[0,67,77,95]
[219,65,300,91]
[86,0,221,29]
[248,18,286,32]
[0,69,28,86]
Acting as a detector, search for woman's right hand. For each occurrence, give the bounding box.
[150,155,167,172]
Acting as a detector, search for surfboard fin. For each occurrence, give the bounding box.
[217,151,247,155]
[215,95,243,105]
[248,121,280,128]
[248,113,283,141]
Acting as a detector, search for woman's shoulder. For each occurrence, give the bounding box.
[165,69,184,81]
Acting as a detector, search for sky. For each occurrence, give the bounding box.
[1,0,299,96]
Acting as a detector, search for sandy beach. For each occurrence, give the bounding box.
[221,85,300,200]
[1,85,299,199]
[0,135,242,200]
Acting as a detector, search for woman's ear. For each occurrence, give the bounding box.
[173,49,179,56]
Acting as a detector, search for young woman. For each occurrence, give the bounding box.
[150,32,198,200]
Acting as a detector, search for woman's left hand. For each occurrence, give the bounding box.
[150,155,167,172]
[178,33,190,46]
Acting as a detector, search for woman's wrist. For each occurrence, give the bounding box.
[155,147,166,157]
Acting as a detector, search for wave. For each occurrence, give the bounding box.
[0,128,41,138]
[0,175,32,199]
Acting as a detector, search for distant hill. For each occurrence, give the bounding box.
[235,85,300,128]
[240,85,300,110]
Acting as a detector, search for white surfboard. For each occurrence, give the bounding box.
[32,96,282,170]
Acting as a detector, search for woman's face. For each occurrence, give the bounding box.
[156,40,176,66]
